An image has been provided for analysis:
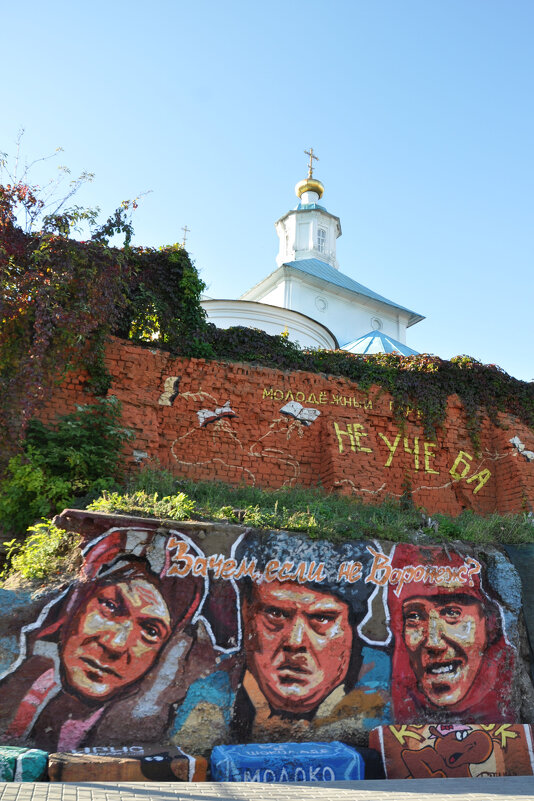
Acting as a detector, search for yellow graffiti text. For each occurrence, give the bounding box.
[424,441,439,474]
[450,450,472,480]
[331,395,372,409]
[466,469,492,494]
[334,422,372,454]
[378,432,439,474]
[378,432,401,467]
[262,387,364,406]
[403,437,420,471]
[480,724,518,749]
[389,401,423,419]
[450,451,492,495]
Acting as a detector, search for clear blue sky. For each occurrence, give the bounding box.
[2,0,533,381]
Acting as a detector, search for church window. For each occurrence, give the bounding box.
[317,227,327,253]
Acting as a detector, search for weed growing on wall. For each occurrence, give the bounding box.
[88,490,196,521]
[3,475,534,584]
[2,520,82,580]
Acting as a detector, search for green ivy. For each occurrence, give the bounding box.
[116,245,208,355]
[197,326,534,446]
[0,182,208,460]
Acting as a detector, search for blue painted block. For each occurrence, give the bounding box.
[210,741,364,782]
[0,747,48,782]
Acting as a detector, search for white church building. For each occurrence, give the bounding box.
[202,153,424,355]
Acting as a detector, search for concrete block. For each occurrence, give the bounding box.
[48,746,206,782]
[210,741,365,782]
[0,747,48,782]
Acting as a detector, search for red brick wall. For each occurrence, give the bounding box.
[40,338,534,515]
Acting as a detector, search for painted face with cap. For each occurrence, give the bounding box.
[402,593,487,707]
[242,580,353,714]
[60,578,171,701]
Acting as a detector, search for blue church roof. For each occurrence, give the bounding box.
[342,330,420,356]
[282,258,423,325]
[295,202,327,212]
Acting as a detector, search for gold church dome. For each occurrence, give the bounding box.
[296,148,324,198]
[295,177,324,199]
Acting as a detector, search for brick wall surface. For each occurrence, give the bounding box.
[38,338,534,515]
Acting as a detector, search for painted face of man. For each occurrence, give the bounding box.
[242,581,353,714]
[402,594,487,707]
[61,579,171,701]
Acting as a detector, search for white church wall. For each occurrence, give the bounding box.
[253,281,286,307]
[275,213,297,267]
[294,212,334,265]
[287,276,410,348]
[296,220,311,251]
[201,299,337,350]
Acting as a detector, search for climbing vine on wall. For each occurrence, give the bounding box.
[0,182,207,463]
[116,244,208,354]
[2,170,532,466]
[199,325,534,447]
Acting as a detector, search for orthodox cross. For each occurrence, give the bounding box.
[304,147,319,178]
[181,225,190,247]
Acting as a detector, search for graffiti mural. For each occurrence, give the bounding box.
[210,741,365,782]
[370,723,534,778]
[169,531,391,747]
[388,544,517,722]
[0,528,239,752]
[1,526,533,756]
[156,375,527,511]
[168,388,321,487]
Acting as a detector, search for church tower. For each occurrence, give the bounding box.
[274,148,342,269]
[241,148,424,349]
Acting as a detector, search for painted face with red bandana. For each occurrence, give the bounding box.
[402,593,487,707]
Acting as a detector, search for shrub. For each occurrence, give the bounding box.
[0,177,208,457]
[24,396,132,488]
[0,397,132,535]
[0,456,73,535]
